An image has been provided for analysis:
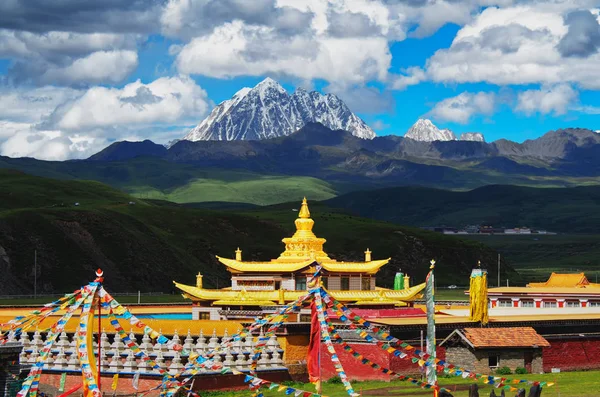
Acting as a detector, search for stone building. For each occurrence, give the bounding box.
[0,342,24,396]
[440,327,549,374]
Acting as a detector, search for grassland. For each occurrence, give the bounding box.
[325,184,600,234]
[128,171,338,205]
[460,234,600,284]
[202,370,600,397]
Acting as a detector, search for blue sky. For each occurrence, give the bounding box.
[0,1,599,160]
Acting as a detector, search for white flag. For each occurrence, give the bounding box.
[132,372,140,390]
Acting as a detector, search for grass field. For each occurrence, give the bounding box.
[128,171,339,205]
[203,370,600,397]
[460,234,600,284]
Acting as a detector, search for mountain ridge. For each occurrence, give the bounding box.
[183,77,375,141]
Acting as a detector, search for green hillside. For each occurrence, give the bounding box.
[324,184,600,233]
[0,157,343,206]
[128,171,338,205]
[0,171,511,295]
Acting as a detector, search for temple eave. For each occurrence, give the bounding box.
[173,281,425,305]
[216,256,390,274]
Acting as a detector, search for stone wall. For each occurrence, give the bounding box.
[446,346,543,374]
[0,342,23,397]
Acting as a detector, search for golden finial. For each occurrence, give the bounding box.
[477,260,481,268]
[430,259,436,269]
[298,197,311,219]
[235,247,242,261]
[364,248,372,262]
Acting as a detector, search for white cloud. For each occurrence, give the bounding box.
[0,86,81,122]
[39,50,138,86]
[516,84,578,115]
[391,67,425,90]
[47,76,210,131]
[175,20,391,84]
[423,4,600,89]
[0,30,140,86]
[428,91,496,123]
[0,76,211,160]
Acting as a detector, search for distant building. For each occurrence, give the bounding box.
[486,273,600,308]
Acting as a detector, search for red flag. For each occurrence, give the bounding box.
[307,300,320,387]
[57,384,82,397]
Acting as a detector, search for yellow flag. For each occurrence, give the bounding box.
[111,374,119,390]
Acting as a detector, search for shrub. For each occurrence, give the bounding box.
[515,367,528,374]
[495,366,512,375]
[327,377,343,384]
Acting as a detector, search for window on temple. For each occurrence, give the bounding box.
[295,277,307,290]
[498,299,512,307]
[566,301,580,308]
[198,312,210,320]
[300,314,311,322]
[543,301,557,308]
[322,277,328,289]
[488,355,499,368]
[521,300,534,308]
[590,301,600,307]
[361,277,370,291]
[341,277,350,291]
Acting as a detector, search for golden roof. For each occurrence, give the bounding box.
[173,281,426,305]
[527,272,600,288]
[216,257,390,274]
[216,197,389,274]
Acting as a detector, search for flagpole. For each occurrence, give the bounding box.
[426,260,437,395]
[317,333,322,395]
[95,269,104,394]
[98,295,102,393]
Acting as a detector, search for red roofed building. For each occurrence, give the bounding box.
[440,327,549,374]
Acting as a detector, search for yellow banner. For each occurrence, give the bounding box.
[112,374,119,390]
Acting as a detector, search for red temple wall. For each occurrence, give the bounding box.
[543,339,600,372]
[319,343,446,382]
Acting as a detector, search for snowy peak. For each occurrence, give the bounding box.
[405,119,456,142]
[255,77,286,95]
[183,77,375,142]
[460,132,485,142]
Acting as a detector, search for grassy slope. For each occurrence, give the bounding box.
[0,171,509,295]
[0,157,342,206]
[129,171,338,205]
[460,234,600,284]
[324,184,600,234]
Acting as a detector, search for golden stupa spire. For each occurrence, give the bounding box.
[278,197,330,262]
[298,197,310,218]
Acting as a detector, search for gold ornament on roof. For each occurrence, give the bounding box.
[278,197,330,262]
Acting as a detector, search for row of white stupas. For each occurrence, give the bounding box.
[10,328,285,375]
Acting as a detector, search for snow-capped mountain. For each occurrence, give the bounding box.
[460,132,485,142]
[405,119,456,142]
[183,77,375,141]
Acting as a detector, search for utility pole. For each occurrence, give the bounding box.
[497,253,501,287]
[34,250,37,298]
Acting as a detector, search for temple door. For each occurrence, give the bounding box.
[524,351,533,373]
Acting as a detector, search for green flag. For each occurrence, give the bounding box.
[393,272,404,290]
[59,372,67,392]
